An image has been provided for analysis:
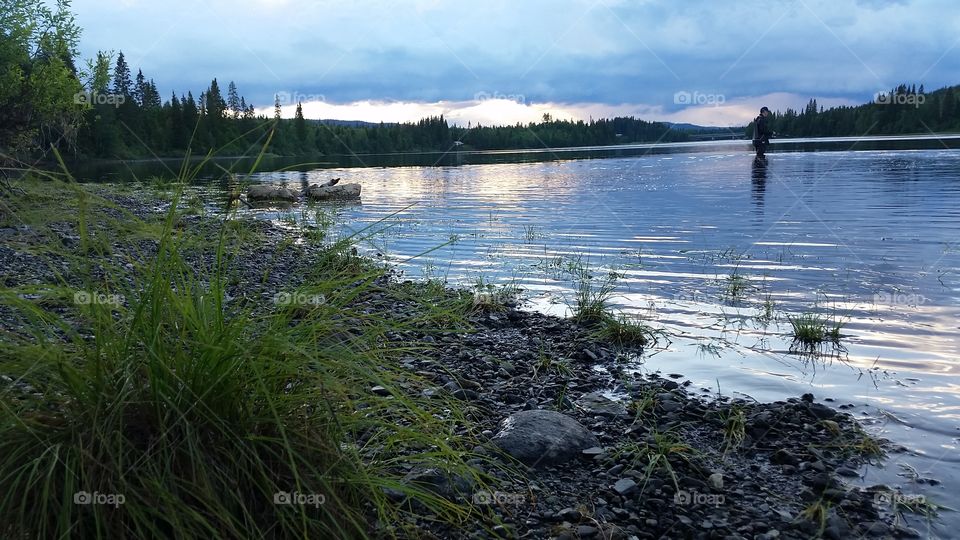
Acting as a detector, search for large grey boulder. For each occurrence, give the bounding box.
[306,182,361,200]
[490,410,599,467]
[247,185,297,202]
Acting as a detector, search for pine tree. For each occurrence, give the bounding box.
[112,51,133,97]
[134,69,146,106]
[206,79,225,119]
[182,92,198,134]
[146,80,161,109]
[168,92,187,149]
[227,81,241,119]
[295,102,306,142]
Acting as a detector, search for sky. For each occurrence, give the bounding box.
[70,0,960,126]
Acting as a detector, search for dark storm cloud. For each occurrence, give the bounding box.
[69,0,958,116]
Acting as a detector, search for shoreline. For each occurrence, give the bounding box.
[39,131,960,173]
[0,180,934,539]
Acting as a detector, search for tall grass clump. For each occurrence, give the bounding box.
[788,312,845,350]
[564,257,621,325]
[560,257,656,348]
[0,150,487,538]
[596,312,656,348]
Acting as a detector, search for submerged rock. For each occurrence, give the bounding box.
[306,182,361,200]
[491,410,599,466]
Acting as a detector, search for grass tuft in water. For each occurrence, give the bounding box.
[721,271,749,303]
[788,312,845,349]
[563,257,622,325]
[595,312,656,348]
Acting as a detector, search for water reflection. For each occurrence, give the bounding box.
[750,157,768,213]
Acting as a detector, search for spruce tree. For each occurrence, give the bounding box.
[227,81,241,119]
[112,51,133,97]
[206,79,225,119]
[295,101,306,142]
[134,69,146,106]
[182,91,199,146]
[146,80,161,109]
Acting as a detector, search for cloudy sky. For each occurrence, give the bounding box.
[71,0,959,126]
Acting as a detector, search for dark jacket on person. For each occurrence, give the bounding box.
[753,115,772,143]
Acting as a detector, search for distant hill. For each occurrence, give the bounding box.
[664,122,741,131]
[315,119,399,128]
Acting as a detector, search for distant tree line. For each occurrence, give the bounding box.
[747,84,960,139]
[3,2,959,165]
[0,1,688,161]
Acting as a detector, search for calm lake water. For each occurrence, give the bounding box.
[142,136,960,533]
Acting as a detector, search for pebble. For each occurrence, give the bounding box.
[708,472,723,490]
[576,525,599,537]
[613,478,638,496]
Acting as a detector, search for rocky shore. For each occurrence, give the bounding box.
[0,182,925,539]
[374,299,919,539]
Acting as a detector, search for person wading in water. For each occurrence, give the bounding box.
[753,106,773,161]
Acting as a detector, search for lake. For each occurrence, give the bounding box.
[115,136,960,533]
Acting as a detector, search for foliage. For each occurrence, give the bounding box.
[0,0,85,157]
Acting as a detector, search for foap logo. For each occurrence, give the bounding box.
[873,291,928,307]
[273,292,326,306]
[74,91,125,108]
[274,91,326,106]
[672,291,710,303]
[873,490,925,508]
[474,91,526,104]
[472,490,527,505]
[875,91,925,108]
[473,289,515,306]
[273,491,325,507]
[674,489,724,507]
[74,291,124,306]
[73,491,125,507]
[673,90,725,107]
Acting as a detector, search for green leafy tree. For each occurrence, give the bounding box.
[0,0,85,156]
[83,50,112,94]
